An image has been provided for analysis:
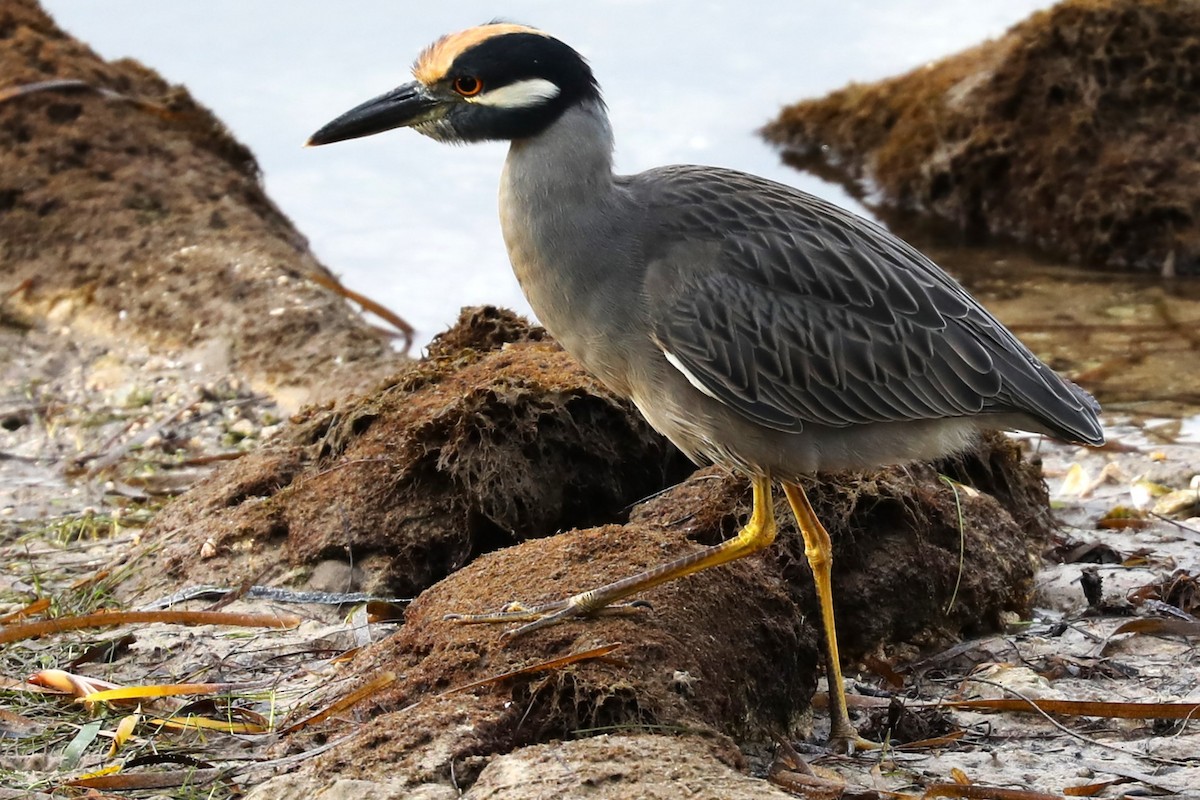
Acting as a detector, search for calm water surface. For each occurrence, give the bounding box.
[42,0,1051,341]
[38,2,1200,434]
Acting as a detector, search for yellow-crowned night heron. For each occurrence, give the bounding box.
[308,23,1104,750]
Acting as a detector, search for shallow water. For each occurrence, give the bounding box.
[38,2,1200,426]
[42,1,1048,336]
[893,228,1200,428]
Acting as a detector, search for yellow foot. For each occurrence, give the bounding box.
[444,598,651,640]
[827,731,882,755]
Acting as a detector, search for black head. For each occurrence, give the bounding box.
[308,23,602,146]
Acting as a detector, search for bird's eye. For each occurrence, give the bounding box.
[453,76,484,97]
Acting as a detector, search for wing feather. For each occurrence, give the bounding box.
[633,165,1103,443]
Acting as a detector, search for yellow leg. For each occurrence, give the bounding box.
[447,475,777,638]
[782,482,877,753]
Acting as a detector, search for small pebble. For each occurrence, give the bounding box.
[229,418,257,438]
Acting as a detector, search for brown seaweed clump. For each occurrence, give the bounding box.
[295,434,1048,786]
[126,307,1052,791]
[132,308,691,599]
[0,0,401,407]
[763,0,1200,275]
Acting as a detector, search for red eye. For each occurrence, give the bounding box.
[453,76,483,97]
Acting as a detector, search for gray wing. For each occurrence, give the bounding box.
[632,165,1103,445]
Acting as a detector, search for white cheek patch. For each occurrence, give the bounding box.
[469,78,561,109]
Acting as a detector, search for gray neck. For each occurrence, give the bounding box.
[498,100,642,392]
[503,100,616,204]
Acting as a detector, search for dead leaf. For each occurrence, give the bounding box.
[1062,778,1127,797]
[108,713,140,757]
[0,708,40,739]
[27,669,121,698]
[1044,539,1122,565]
[0,597,50,624]
[67,633,137,668]
[1057,464,1090,497]
[1113,617,1200,638]
[1096,506,1151,530]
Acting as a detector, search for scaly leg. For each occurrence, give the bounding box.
[447,475,777,640]
[782,482,878,753]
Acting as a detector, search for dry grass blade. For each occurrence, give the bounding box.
[67,767,228,791]
[835,690,1200,723]
[69,569,112,591]
[894,730,966,750]
[144,704,271,735]
[1,675,58,693]
[947,696,1200,720]
[0,608,301,644]
[1081,761,1193,794]
[440,642,624,698]
[280,670,396,734]
[85,680,269,705]
[925,784,1071,800]
[0,78,97,103]
[0,79,188,131]
[176,451,248,467]
[307,271,414,351]
[838,689,1200,722]
[284,645,625,736]
[147,715,269,734]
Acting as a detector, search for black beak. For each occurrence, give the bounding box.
[307,81,442,146]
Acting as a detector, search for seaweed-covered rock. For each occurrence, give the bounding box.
[291,432,1047,784]
[127,307,1052,790]
[132,308,690,598]
[764,0,1200,275]
[630,432,1050,662]
[310,514,815,786]
[0,0,400,406]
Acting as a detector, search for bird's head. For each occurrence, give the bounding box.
[307,23,600,147]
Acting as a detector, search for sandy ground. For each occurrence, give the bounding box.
[4,303,1199,798]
